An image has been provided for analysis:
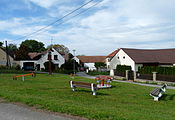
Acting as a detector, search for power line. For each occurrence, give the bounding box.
[24,0,104,38]
[15,0,96,41]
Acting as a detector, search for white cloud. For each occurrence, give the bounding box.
[28,0,60,8]
[2,0,175,55]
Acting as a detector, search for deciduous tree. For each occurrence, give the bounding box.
[15,45,30,60]
[21,40,45,52]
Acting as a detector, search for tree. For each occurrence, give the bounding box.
[44,61,55,71]
[15,45,30,60]
[20,40,45,52]
[8,44,18,58]
[0,42,3,47]
[47,44,69,54]
[60,59,79,71]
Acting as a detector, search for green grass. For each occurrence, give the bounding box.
[0,73,175,120]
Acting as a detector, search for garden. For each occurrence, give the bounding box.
[0,73,175,120]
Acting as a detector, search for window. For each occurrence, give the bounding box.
[54,55,58,60]
[123,56,125,59]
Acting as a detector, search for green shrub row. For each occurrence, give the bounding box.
[116,65,131,72]
[87,71,110,76]
[0,65,20,70]
[138,66,175,75]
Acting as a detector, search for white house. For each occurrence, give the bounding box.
[108,48,175,74]
[74,56,106,71]
[19,48,65,70]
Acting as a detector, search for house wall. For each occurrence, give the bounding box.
[84,63,96,71]
[0,48,17,66]
[19,48,65,70]
[74,56,80,64]
[19,60,38,69]
[159,65,173,67]
[105,58,110,70]
[135,64,143,71]
[37,48,65,70]
[109,49,136,71]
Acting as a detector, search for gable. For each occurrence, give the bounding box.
[122,48,175,64]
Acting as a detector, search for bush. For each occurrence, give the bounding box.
[87,71,110,76]
[116,65,132,72]
[95,62,106,68]
[138,66,175,75]
[0,65,7,70]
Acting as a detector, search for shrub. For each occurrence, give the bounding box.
[95,62,106,68]
[116,65,132,72]
[138,66,175,75]
[87,71,110,76]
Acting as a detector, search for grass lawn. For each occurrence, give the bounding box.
[0,73,175,120]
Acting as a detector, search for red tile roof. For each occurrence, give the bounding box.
[107,49,120,58]
[77,56,106,63]
[122,48,175,64]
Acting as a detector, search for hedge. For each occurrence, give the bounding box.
[138,66,175,75]
[116,65,132,72]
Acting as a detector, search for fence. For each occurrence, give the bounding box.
[115,71,125,77]
[156,74,175,82]
[115,70,175,82]
[137,73,153,80]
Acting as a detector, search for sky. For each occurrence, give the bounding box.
[1,0,175,56]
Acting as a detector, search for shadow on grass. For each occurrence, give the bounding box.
[111,85,119,89]
[75,89,110,96]
[160,94,168,101]
[169,94,175,100]
[160,94,175,101]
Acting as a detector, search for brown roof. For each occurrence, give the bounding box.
[122,48,175,64]
[107,49,120,58]
[28,53,42,59]
[77,56,106,63]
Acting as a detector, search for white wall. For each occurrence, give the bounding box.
[84,63,96,71]
[19,48,65,70]
[109,49,136,71]
[135,64,143,71]
[19,60,38,69]
[37,48,65,69]
[159,65,173,67]
[105,58,110,70]
[73,56,80,64]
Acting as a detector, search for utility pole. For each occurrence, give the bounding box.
[48,51,52,75]
[51,37,53,47]
[5,41,11,68]
[73,49,76,77]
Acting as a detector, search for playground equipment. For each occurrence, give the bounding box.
[95,75,113,88]
[13,72,36,81]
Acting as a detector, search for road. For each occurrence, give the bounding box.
[0,102,74,120]
[76,72,96,79]
[76,72,175,90]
